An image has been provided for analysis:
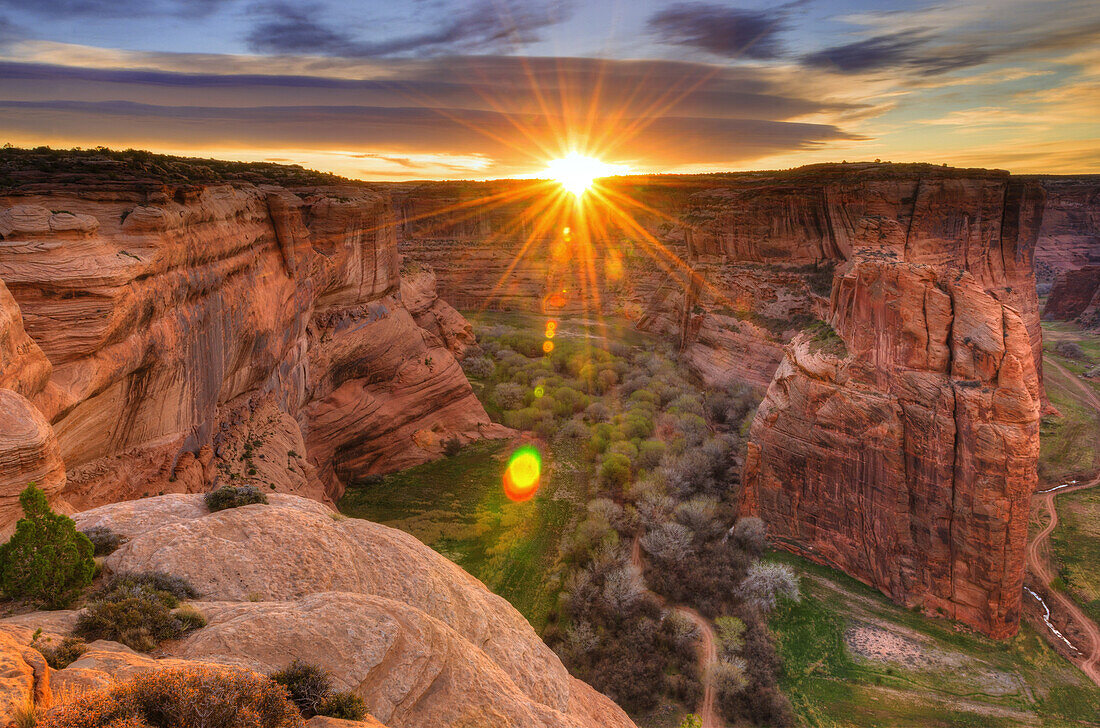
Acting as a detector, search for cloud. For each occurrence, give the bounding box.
[646,3,788,59]
[803,1,1100,75]
[245,0,571,57]
[0,0,229,18]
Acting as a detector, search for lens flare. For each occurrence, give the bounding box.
[503,446,541,502]
[542,340,555,353]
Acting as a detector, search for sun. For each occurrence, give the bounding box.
[544,153,619,197]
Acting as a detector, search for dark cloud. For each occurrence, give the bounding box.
[646,3,787,59]
[245,0,571,57]
[800,30,995,74]
[0,58,863,123]
[0,0,229,17]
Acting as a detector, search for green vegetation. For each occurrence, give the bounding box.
[74,572,204,652]
[205,484,268,512]
[0,484,95,608]
[39,666,303,728]
[1049,487,1100,624]
[769,550,1100,727]
[1039,321,1100,483]
[270,659,366,720]
[30,631,86,669]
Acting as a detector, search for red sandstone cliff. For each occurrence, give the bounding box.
[0,180,504,527]
[742,254,1042,638]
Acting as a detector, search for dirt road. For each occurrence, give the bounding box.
[631,536,724,728]
[1026,357,1100,685]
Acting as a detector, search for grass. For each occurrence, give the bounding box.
[338,440,571,629]
[769,551,1100,728]
[1049,487,1100,625]
[1040,357,1100,484]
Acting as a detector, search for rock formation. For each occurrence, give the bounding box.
[0,494,637,728]
[1033,177,1100,284]
[1044,265,1100,326]
[0,178,506,529]
[743,254,1042,638]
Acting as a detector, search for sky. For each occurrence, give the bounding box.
[0,0,1097,179]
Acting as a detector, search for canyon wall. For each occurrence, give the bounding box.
[1036,177,1100,327]
[0,176,504,528]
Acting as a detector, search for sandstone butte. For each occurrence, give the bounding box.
[0,180,510,532]
[0,494,637,728]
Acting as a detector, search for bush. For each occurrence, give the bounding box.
[205,484,267,512]
[101,572,199,601]
[76,574,203,652]
[0,484,94,608]
[441,435,463,456]
[39,665,303,728]
[461,355,495,378]
[30,632,86,669]
[80,526,121,556]
[1055,340,1088,360]
[317,691,366,720]
[557,418,589,440]
[715,615,746,659]
[503,406,540,431]
[271,659,331,716]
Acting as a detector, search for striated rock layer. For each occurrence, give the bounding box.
[0,495,637,728]
[743,255,1042,638]
[0,181,505,526]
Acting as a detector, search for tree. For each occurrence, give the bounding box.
[739,562,800,613]
[0,484,94,608]
[677,715,702,728]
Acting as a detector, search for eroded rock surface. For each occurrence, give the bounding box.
[1,495,636,728]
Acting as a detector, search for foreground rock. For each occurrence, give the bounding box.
[1,495,635,728]
[0,180,507,529]
[743,255,1042,638]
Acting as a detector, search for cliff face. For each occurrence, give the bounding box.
[1037,177,1100,326]
[0,182,503,527]
[743,255,1042,638]
[1034,177,1100,283]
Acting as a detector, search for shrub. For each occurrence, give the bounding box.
[39,665,303,728]
[270,659,331,715]
[503,406,540,431]
[317,691,366,720]
[30,632,86,669]
[1055,340,1088,360]
[608,440,638,462]
[461,355,495,378]
[739,562,800,613]
[0,484,94,608]
[75,574,203,652]
[101,572,199,601]
[441,435,463,456]
[556,418,589,440]
[205,484,267,512]
[80,526,121,556]
[711,657,748,696]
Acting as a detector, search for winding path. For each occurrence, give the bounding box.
[1026,357,1100,685]
[631,536,723,728]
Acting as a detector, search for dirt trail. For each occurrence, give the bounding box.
[631,536,724,728]
[1026,357,1100,685]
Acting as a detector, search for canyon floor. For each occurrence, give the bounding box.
[337,311,1100,728]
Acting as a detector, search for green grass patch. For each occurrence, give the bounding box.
[1050,486,1100,625]
[769,551,1100,727]
[1040,354,1100,484]
[338,440,570,629]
